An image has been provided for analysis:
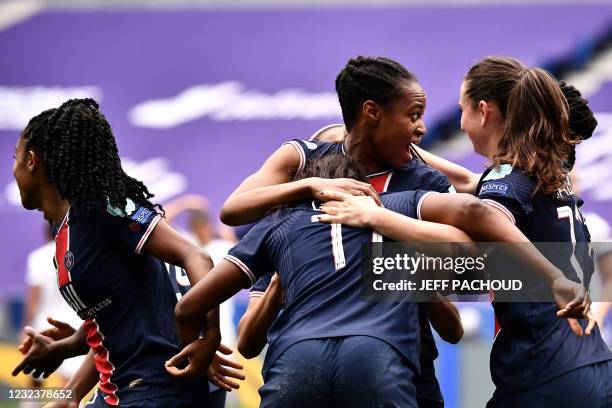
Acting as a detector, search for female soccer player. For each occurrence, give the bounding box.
[11,99,220,407]
[322,58,612,407]
[456,57,611,407]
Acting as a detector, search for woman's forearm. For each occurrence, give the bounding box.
[412,145,480,193]
[367,207,472,256]
[221,179,312,225]
[65,349,98,403]
[237,279,283,358]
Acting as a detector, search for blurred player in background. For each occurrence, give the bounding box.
[164,194,239,407]
[164,194,237,346]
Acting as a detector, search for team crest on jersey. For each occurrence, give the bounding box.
[480,181,510,196]
[483,164,513,181]
[64,251,75,271]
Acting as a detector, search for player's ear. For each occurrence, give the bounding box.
[362,100,381,125]
[478,100,490,127]
[26,149,41,173]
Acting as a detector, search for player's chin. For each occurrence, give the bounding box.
[20,196,38,211]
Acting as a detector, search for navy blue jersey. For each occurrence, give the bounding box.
[228,191,433,377]
[53,201,201,406]
[477,165,612,393]
[286,139,452,395]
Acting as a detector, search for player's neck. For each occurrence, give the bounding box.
[345,130,388,173]
[39,187,69,225]
[484,125,504,162]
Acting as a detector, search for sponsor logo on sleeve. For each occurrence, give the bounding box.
[131,207,154,225]
[480,181,510,196]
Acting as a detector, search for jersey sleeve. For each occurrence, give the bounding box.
[476,165,534,224]
[380,190,439,220]
[429,173,454,194]
[250,273,273,298]
[224,217,275,286]
[103,198,162,254]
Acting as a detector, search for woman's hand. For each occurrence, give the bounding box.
[316,190,383,228]
[165,336,220,380]
[19,317,76,355]
[12,326,69,378]
[206,344,245,391]
[166,340,245,390]
[308,178,381,206]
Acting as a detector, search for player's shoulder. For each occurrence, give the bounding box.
[478,164,535,202]
[104,198,158,223]
[242,206,306,240]
[285,139,341,157]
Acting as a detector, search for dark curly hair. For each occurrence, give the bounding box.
[559,81,597,170]
[335,56,417,131]
[21,98,158,213]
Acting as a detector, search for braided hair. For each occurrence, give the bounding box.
[335,56,417,131]
[21,98,158,213]
[559,81,597,170]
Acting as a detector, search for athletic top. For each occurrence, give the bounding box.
[229,191,433,378]
[53,200,201,405]
[477,164,612,393]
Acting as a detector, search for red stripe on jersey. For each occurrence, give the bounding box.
[55,218,71,287]
[368,172,393,194]
[84,319,120,406]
